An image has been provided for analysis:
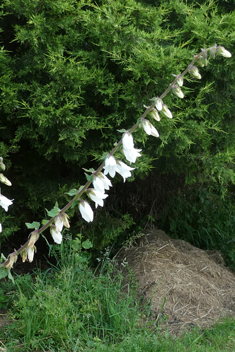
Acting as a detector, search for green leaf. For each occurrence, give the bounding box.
[85,173,94,182]
[0,253,7,262]
[7,269,15,283]
[42,219,49,226]
[46,203,60,218]
[78,185,85,193]
[83,168,95,173]
[100,152,108,161]
[82,239,93,249]
[25,221,40,229]
[0,268,8,280]
[117,129,126,133]
[149,97,157,101]
[66,189,78,196]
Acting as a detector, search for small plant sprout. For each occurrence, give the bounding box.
[0,44,232,271]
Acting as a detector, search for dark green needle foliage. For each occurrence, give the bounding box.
[0,0,235,253]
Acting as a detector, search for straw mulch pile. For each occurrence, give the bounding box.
[116,229,235,334]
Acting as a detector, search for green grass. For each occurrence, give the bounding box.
[1,240,235,351]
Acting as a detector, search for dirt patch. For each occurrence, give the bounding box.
[116,229,235,335]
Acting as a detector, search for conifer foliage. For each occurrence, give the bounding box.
[0,0,234,247]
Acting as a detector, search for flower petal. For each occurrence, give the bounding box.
[0,194,13,212]
[122,133,134,150]
[79,201,94,223]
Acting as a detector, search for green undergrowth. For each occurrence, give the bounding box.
[1,237,235,351]
[159,188,235,270]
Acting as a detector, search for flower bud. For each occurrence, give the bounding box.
[79,200,94,223]
[155,98,163,111]
[142,119,159,137]
[148,108,160,121]
[172,85,184,99]
[172,74,183,87]
[216,46,232,58]
[188,65,201,79]
[162,104,173,119]
[0,174,12,186]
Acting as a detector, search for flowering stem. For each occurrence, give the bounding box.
[0,48,214,269]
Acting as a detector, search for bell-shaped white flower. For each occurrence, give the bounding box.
[0,194,13,212]
[162,104,173,119]
[93,173,112,192]
[93,175,105,193]
[155,98,163,111]
[0,223,2,233]
[148,108,160,122]
[55,215,64,232]
[217,46,232,58]
[88,189,108,208]
[99,173,112,190]
[79,200,94,223]
[27,247,35,263]
[122,133,134,150]
[103,155,117,178]
[123,147,142,164]
[116,160,135,182]
[50,227,63,244]
[172,85,184,99]
[188,65,201,79]
[142,119,159,137]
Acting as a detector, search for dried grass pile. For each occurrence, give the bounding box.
[116,229,235,334]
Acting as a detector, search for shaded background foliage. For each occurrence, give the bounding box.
[0,0,235,259]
